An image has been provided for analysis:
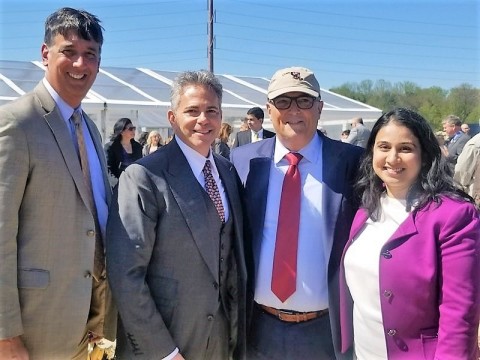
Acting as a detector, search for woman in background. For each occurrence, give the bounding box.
[213,122,233,159]
[104,117,143,179]
[142,130,163,156]
[340,108,480,359]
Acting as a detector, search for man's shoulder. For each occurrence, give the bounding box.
[263,129,275,138]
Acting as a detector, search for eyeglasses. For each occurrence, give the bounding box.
[269,95,317,110]
[125,126,136,131]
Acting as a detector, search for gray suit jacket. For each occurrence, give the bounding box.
[0,82,115,359]
[345,124,370,148]
[447,132,470,166]
[106,139,247,359]
[230,132,363,360]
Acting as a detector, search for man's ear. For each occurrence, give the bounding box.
[167,110,176,127]
[41,43,49,66]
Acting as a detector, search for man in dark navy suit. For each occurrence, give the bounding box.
[232,107,274,148]
[230,66,363,360]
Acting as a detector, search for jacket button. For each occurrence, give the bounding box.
[382,250,392,259]
[84,271,92,279]
[383,290,392,298]
[207,315,214,321]
[213,282,219,289]
[87,230,95,237]
[387,329,397,336]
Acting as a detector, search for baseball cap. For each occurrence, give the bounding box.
[267,66,320,99]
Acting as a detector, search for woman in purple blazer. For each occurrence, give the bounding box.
[339,108,480,359]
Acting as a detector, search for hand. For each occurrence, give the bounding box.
[172,353,185,360]
[0,336,29,360]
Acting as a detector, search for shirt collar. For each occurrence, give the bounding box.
[42,78,80,121]
[175,135,218,179]
[274,132,322,165]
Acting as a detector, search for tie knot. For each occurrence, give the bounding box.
[285,152,302,166]
[71,110,82,126]
[203,159,212,175]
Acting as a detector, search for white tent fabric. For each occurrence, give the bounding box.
[0,60,382,142]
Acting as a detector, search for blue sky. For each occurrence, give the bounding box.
[1,0,478,90]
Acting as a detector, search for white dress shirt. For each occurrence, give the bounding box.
[344,194,410,359]
[254,134,329,311]
[43,78,108,239]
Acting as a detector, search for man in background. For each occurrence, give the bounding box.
[344,116,370,148]
[0,7,115,359]
[232,106,275,148]
[443,114,470,169]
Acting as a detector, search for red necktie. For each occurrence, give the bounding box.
[271,152,303,302]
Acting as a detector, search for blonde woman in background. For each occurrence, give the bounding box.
[142,130,163,156]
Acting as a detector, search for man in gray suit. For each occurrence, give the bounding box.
[443,114,470,170]
[107,70,247,360]
[344,117,371,148]
[0,8,116,360]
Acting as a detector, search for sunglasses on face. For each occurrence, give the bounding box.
[125,126,136,131]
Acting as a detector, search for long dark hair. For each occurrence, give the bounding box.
[110,118,132,142]
[355,107,471,220]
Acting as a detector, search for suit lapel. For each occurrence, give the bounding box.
[165,142,219,281]
[244,139,274,274]
[35,83,94,213]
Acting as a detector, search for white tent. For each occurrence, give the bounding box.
[0,60,382,142]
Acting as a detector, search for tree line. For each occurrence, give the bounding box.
[330,80,480,131]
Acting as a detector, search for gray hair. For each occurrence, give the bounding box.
[170,70,223,111]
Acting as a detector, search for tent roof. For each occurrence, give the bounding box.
[0,60,382,129]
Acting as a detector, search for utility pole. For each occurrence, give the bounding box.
[208,0,214,73]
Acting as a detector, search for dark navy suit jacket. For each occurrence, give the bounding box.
[232,128,275,148]
[230,131,363,359]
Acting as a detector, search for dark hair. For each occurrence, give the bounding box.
[110,118,132,142]
[355,107,471,220]
[44,7,104,50]
[247,107,264,120]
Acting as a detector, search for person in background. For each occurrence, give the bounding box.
[344,117,371,148]
[0,7,116,359]
[341,129,350,142]
[435,130,448,157]
[104,117,143,179]
[239,118,249,132]
[232,107,275,148]
[455,132,480,205]
[107,70,247,360]
[461,123,471,136]
[137,130,150,147]
[142,130,163,156]
[213,122,233,159]
[442,114,470,169]
[230,66,363,360]
[340,108,480,359]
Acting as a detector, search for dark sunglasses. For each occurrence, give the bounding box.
[125,126,136,131]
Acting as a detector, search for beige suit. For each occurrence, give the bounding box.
[0,82,116,359]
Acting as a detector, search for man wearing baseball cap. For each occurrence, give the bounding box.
[230,67,363,359]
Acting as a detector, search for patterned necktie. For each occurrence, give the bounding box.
[271,152,303,302]
[252,131,259,142]
[70,111,105,281]
[202,159,225,222]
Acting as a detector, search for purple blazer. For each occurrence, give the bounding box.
[339,196,480,360]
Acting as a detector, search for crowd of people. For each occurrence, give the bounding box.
[0,7,479,360]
